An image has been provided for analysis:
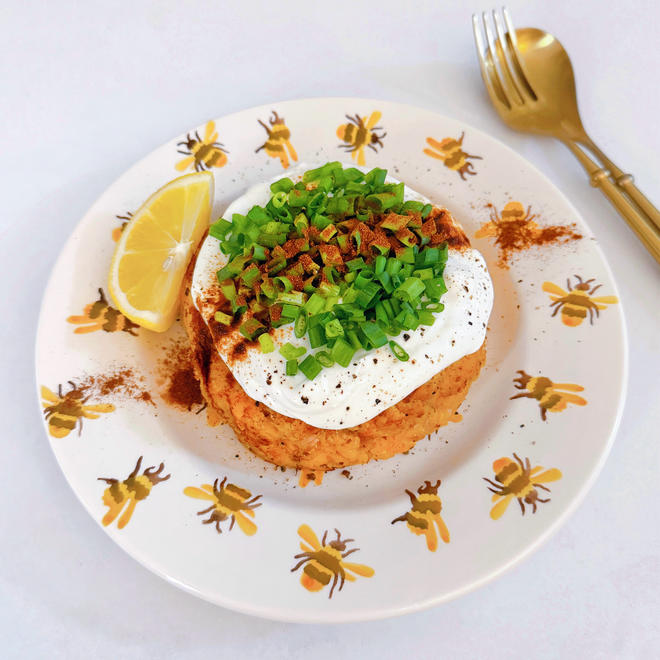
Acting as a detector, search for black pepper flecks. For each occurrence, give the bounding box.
[403,333,410,341]
[375,398,381,404]
[266,374,272,386]
[301,396,309,404]
[373,358,378,364]
[336,382,341,389]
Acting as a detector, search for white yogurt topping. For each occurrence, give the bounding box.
[191,165,493,430]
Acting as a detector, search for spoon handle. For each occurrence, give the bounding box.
[563,140,660,265]
[581,137,660,231]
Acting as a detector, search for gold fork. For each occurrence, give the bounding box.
[472,8,660,265]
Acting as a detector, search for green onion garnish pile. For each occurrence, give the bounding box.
[209,162,450,380]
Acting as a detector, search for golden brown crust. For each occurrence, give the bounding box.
[181,252,486,471]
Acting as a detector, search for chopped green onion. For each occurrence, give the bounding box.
[355,281,381,308]
[277,291,306,306]
[324,318,344,338]
[279,343,306,360]
[270,177,294,194]
[299,355,322,380]
[418,310,436,325]
[354,270,375,289]
[394,277,426,302]
[308,325,326,348]
[258,333,275,353]
[304,293,325,315]
[251,244,267,261]
[280,303,299,319]
[214,311,233,325]
[272,191,288,208]
[424,277,447,300]
[286,359,298,376]
[389,340,409,361]
[294,311,308,338]
[358,321,388,348]
[345,329,363,351]
[346,257,366,271]
[209,218,232,240]
[315,350,334,368]
[374,255,387,275]
[331,337,355,367]
[239,318,266,340]
[273,276,293,293]
[401,200,425,214]
[386,258,402,276]
[376,270,394,293]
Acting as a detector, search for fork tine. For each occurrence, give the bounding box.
[472,13,510,111]
[492,10,525,104]
[502,7,538,100]
[482,11,522,108]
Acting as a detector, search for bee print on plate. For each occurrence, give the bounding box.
[292,525,374,599]
[255,111,298,169]
[475,201,537,240]
[511,370,587,421]
[67,288,139,335]
[543,275,618,326]
[184,477,262,536]
[484,453,562,519]
[424,132,481,179]
[112,212,132,242]
[176,120,228,172]
[298,470,324,488]
[391,480,450,551]
[41,381,115,438]
[336,111,386,166]
[475,201,582,267]
[98,456,170,529]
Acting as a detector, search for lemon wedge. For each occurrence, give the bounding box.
[108,171,214,332]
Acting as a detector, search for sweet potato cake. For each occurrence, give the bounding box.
[182,264,486,471]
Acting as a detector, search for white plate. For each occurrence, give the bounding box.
[36,98,627,622]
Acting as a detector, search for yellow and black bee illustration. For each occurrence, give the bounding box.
[255,111,298,169]
[41,382,115,438]
[336,111,386,166]
[183,477,262,536]
[484,453,562,519]
[543,276,618,327]
[298,469,324,488]
[98,456,170,529]
[424,132,482,179]
[67,288,139,335]
[176,120,228,172]
[474,201,537,239]
[391,480,450,551]
[511,370,587,421]
[112,212,132,242]
[291,525,374,598]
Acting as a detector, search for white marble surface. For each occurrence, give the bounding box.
[1,1,658,657]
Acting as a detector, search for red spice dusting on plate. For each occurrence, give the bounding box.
[475,202,582,267]
[158,339,204,411]
[77,367,154,405]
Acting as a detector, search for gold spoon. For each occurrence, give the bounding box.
[473,10,660,263]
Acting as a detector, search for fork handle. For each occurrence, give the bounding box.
[564,140,660,265]
[581,137,660,231]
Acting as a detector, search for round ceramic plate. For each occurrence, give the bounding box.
[36,98,627,622]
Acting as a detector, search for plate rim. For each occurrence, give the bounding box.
[35,96,629,622]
